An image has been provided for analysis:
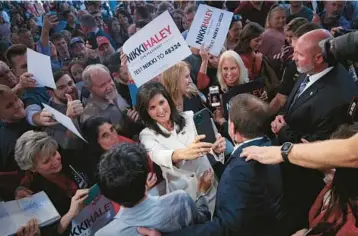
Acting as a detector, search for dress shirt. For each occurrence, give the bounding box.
[300,67,333,96]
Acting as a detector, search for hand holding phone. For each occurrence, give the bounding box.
[86,32,98,50]
[83,184,101,205]
[209,86,220,107]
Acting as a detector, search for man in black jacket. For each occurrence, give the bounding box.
[138,94,296,236]
[271,29,358,228]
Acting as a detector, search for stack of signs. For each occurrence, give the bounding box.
[186,4,233,56]
[123,11,192,87]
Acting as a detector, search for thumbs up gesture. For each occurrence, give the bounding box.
[65,94,84,119]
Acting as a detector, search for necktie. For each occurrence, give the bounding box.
[290,76,310,109]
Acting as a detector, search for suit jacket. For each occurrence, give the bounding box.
[278,64,358,228]
[168,137,295,236]
[278,64,358,143]
[139,111,222,213]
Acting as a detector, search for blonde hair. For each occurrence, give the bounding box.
[217,50,249,92]
[265,4,286,29]
[161,61,198,108]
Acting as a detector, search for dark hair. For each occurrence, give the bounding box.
[4,44,27,67]
[81,116,112,155]
[68,59,87,76]
[135,5,150,20]
[136,82,185,138]
[53,69,67,83]
[228,93,269,139]
[293,23,321,38]
[116,8,133,24]
[17,28,30,35]
[97,143,148,207]
[229,14,242,29]
[311,123,358,234]
[51,32,65,42]
[286,17,309,32]
[235,22,264,54]
[105,52,121,74]
[331,123,358,139]
[80,14,96,28]
[135,19,149,29]
[62,10,71,20]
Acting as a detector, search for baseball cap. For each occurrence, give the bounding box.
[96,36,110,48]
[70,37,85,47]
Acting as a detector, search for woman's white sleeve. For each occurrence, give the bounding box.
[140,131,175,171]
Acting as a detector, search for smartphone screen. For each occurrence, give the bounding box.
[86,32,98,50]
[209,86,220,107]
[84,184,101,205]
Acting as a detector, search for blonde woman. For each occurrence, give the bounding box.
[217,50,249,93]
[259,4,287,58]
[161,61,205,113]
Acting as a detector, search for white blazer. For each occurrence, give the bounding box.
[140,111,220,213]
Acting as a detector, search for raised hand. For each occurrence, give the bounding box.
[65,94,84,119]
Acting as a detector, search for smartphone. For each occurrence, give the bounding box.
[86,32,98,50]
[84,184,101,205]
[194,108,216,144]
[209,86,220,107]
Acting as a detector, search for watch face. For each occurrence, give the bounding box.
[281,142,292,152]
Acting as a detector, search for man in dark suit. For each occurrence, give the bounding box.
[139,94,296,236]
[271,29,358,228]
[79,14,116,49]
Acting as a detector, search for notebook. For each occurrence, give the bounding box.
[0,191,60,236]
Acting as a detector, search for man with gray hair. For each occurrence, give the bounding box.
[182,4,197,39]
[80,14,116,49]
[81,64,141,137]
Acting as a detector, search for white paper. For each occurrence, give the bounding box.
[123,11,192,87]
[27,48,56,89]
[0,191,60,235]
[311,0,318,13]
[186,4,233,56]
[42,103,87,142]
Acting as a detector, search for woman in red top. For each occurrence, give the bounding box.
[235,22,265,81]
[294,124,358,236]
[81,116,160,193]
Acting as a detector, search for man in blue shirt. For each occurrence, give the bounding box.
[313,1,351,31]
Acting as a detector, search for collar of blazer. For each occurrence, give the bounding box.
[288,67,334,112]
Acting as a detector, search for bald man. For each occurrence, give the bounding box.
[270,29,358,229]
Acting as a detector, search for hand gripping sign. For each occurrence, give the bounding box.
[186,4,233,56]
[123,11,192,87]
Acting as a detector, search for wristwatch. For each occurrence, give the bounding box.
[281,142,293,163]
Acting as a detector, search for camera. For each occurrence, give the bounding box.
[319,31,358,66]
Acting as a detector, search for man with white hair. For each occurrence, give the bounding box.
[80,64,141,138]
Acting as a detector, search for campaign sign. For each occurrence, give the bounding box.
[186,4,233,56]
[123,11,191,87]
[70,195,115,236]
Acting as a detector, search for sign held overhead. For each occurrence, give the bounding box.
[186,4,233,56]
[123,11,191,87]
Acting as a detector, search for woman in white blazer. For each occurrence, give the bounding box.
[136,82,226,214]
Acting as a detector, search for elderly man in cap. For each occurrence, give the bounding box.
[97,36,115,63]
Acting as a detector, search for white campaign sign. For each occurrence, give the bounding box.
[123,11,191,87]
[27,48,56,89]
[42,103,87,142]
[70,195,115,236]
[186,4,233,56]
